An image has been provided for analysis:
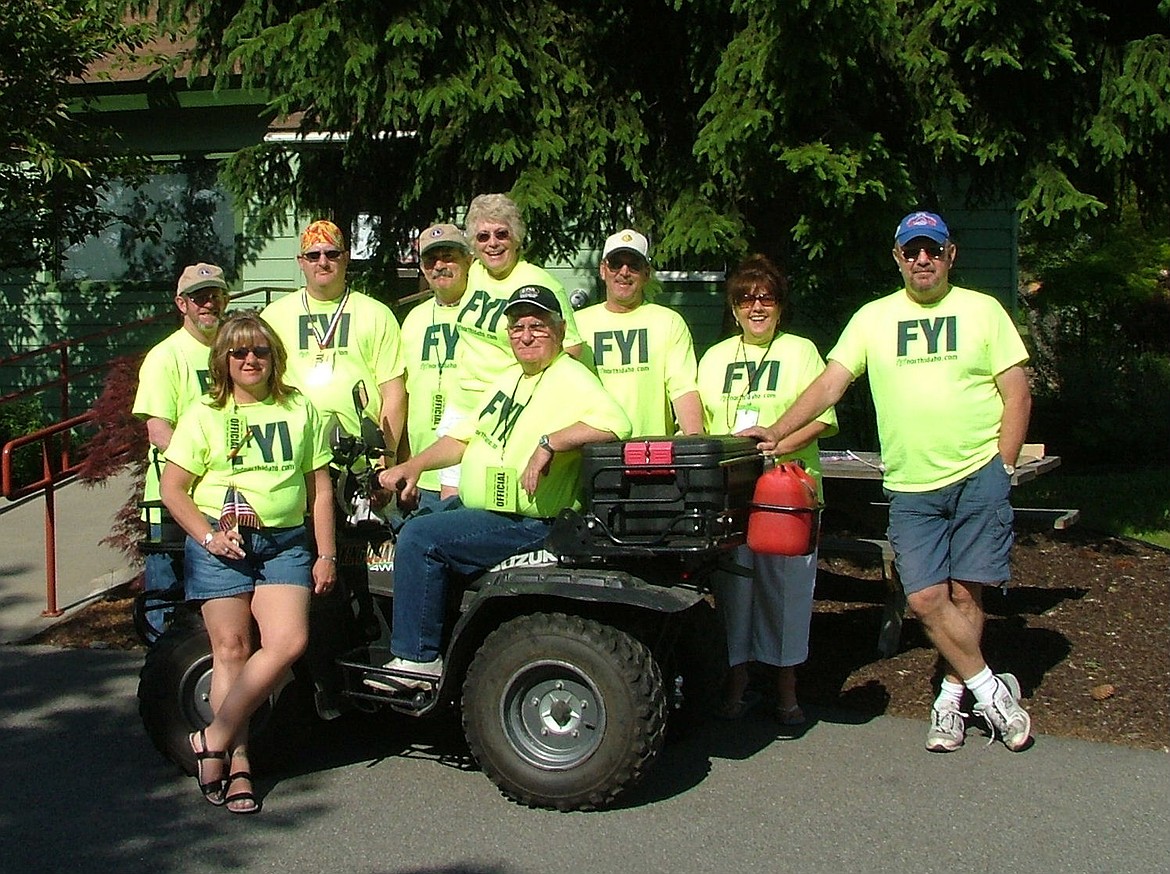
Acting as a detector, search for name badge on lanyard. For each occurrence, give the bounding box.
[485,466,518,513]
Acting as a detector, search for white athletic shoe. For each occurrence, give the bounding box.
[926,700,966,752]
[973,672,1032,751]
[363,656,443,692]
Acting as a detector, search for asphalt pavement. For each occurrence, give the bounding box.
[1,644,1168,874]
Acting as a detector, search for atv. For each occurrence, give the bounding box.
[137,393,761,811]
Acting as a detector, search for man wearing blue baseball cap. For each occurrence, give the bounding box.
[743,211,1034,753]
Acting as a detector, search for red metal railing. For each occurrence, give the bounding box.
[1,414,94,616]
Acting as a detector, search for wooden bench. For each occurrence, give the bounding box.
[817,534,905,658]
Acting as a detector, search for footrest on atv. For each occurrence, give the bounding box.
[336,648,438,712]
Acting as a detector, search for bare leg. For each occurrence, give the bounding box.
[202,584,310,754]
[723,662,751,709]
[907,580,987,681]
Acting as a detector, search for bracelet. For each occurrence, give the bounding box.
[318,555,337,562]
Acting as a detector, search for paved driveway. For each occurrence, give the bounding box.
[2,645,1167,874]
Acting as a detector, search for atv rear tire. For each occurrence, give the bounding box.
[462,612,666,811]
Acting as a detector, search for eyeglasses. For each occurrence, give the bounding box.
[300,249,344,262]
[734,293,778,309]
[228,346,272,361]
[184,289,223,305]
[605,253,648,272]
[421,247,465,267]
[507,322,553,338]
[899,243,946,261]
[475,229,511,243]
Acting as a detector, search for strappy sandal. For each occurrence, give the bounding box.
[224,749,260,815]
[188,729,229,806]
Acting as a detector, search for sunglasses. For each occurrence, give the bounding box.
[506,322,553,338]
[184,289,223,305]
[605,253,648,272]
[300,249,344,262]
[227,346,272,361]
[899,243,947,261]
[474,229,512,243]
[734,293,778,309]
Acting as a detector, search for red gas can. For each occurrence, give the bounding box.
[747,461,822,556]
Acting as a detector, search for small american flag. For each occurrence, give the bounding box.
[220,484,261,532]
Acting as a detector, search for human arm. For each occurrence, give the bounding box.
[160,461,246,560]
[306,467,337,594]
[772,420,832,457]
[994,364,1032,469]
[520,422,618,498]
[671,390,704,436]
[376,435,467,504]
[377,375,407,465]
[739,360,855,453]
[145,417,175,451]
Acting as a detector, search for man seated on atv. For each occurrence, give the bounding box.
[366,285,632,690]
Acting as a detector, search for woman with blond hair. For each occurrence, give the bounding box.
[161,311,335,814]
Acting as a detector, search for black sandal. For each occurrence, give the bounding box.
[224,769,260,815]
[188,729,228,806]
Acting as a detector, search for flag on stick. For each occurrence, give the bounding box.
[220,484,261,532]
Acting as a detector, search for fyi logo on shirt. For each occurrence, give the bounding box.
[297,314,352,350]
[458,290,510,338]
[896,316,958,365]
[592,329,649,371]
[721,360,782,394]
[477,391,525,448]
[230,420,296,468]
[421,323,459,363]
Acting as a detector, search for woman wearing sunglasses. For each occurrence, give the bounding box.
[160,311,335,814]
[697,255,838,724]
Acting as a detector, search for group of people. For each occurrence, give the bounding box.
[135,199,1033,814]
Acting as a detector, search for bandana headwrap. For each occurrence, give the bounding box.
[300,220,346,254]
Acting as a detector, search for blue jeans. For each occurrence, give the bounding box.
[391,498,551,661]
[143,521,184,635]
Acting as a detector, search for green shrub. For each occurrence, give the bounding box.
[0,398,49,491]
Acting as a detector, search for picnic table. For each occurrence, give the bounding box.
[815,445,1075,655]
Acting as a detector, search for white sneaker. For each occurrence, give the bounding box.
[973,672,1032,751]
[926,700,966,752]
[363,656,443,692]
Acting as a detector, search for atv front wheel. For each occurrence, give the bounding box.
[462,612,666,811]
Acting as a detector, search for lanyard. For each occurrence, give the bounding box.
[725,333,778,431]
[301,287,351,350]
[499,368,546,456]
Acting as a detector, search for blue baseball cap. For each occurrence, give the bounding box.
[894,211,949,246]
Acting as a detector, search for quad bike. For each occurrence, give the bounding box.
[137,390,761,811]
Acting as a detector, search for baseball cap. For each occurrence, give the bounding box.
[894,211,949,246]
[602,229,650,262]
[300,219,346,254]
[503,285,562,318]
[176,263,228,297]
[419,223,469,256]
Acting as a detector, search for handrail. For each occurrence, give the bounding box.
[1,412,96,616]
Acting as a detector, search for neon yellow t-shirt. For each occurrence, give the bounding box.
[828,285,1028,491]
[697,332,838,497]
[450,260,583,414]
[165,392,333,528]
[132,327,214,520]
[400,296,462,493]
[261,289,405,436]
[453,353,632,518]
[576,302,698,437]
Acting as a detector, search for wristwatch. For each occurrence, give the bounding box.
[202,531,215,549]
[538,434,555,455]
[1003,463,1016,477]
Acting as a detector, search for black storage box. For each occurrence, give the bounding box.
[578,435,763,550]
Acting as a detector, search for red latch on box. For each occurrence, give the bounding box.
[622,440,676,475]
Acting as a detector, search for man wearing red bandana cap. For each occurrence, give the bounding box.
[262,218,406,458]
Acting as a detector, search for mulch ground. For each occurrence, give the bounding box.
[25,528,1170,751]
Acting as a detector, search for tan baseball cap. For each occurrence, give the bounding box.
[419,223,470,256]
[176,263,228,296]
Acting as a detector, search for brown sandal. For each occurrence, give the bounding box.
[189,729,228,806]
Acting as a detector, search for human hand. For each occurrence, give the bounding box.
[205,528,246,559]
[520,445,553,498]
[736,424,778,454]
[312,556,337,595]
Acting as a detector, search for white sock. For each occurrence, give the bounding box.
[934,679,965,710]
[964,666,998,706]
